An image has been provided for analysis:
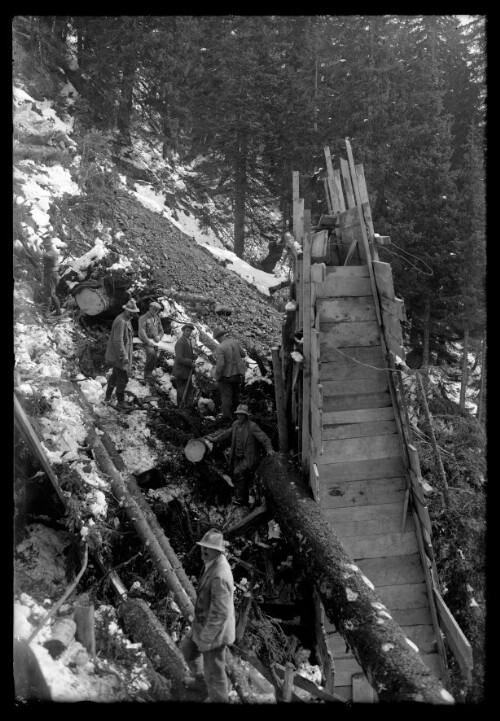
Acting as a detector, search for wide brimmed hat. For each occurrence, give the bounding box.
[182,323,195,330]
[149,301,162,311]
[122,299,140,313]
[213,326,226,339]
[234,404,250,416]
[196,529,225,553]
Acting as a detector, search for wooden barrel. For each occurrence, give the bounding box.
[75,286,111,316]
[184,438,209,463]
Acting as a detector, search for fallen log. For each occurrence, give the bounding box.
[256,454,454,704]
[225,503,270,539]
[88,428,195,621]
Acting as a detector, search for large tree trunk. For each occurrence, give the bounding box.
[421,295,431,391]
[256,454,454,704]
[459,324,469,410]
[233,130,248,259]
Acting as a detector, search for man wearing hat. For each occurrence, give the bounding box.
[138,301,164,381]
[172,322,196,408]
[212,327,246,424]
[180,528,235,703]
[206,404,274,505]
[104,298,140,411]
[41,235,62,315]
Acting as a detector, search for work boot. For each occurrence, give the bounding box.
[116,401,133,412]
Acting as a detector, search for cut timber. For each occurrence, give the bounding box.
[256,454,452,702]
[433,588,473,679]
[317,296,376,323]
[392,607,433,627]
[342,532,419,559]
[319,344,384,366]
[322,420,397,440]
[340,157,356,208]
[311,230,329,259]
[184,437,209,463]
[320,320,380,348]
[319,434,401,464]
[372,261,396,300]
[322,391,392,413]
[316,276,373,298]
[381,296,406,321]
[325,264,369,276]
[322,377,389,396]
[377,582,429,609]
[319,477,407,509]
[320,362,386,381]
[329,512,415,539]
[322,406,395,425]
[319,456,405,481]
[356,554,425,586]
[74,286,111,316]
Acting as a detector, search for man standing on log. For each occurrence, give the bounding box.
[104,298,140,412]
[138,301,163,382]
[172,323,196,408]
[181,529,235,703]
[213,327,246,425]
[206,404,274,506]
[41,235,62,315]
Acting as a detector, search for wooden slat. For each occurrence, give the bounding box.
[340,157,356,208]
[317,296,376,323]
[357,553,425,587]
[323,144,342,213]
[322,377,389,397]
[320,361,386,382]
[316,276,373,298]
[377,582,428,609]
[338,207,359,228]
[381,310,404,346]
[319,477,406,508]
[322,420,397,440]
[325,264,369,277]
[320,456,405,482]
[322,177,334,214]
[332,658,363,687]
[322,391,392,413]
[380,295,406,321]
[311,230,329,260]
[319,434,401,464]
[421,653,444,680]
[383,330,405,360]
[322,407,394,425]
[320,321,381,348]
[372,260,396,300]
[302,232,312,470]
[343,532,419,560]
[392,607,433,627]
[329,512,415,539]
[325,502,403,524]
[319,343,384,366]
[433,588,473,678]
[311,263,326,283]
[332,169,346,212]
[354,164,369,205]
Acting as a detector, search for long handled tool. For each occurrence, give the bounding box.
[178,366,194,409]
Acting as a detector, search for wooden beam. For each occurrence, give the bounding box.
[333,169,346,212]
[271,349,289,453]
[340,157,356,209]
[302,233,312,471]
[274,662,346,703]
[433,589,473,680]
[322,177,334,214]
[323,145,342,213]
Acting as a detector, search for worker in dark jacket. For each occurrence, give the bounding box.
[104,298,140,411]
[206,404,274,505]
[138,301,163,381]
[172,323,196,408]
[181,529,235,703]
[41,236,62,315]
[213,327,246,424]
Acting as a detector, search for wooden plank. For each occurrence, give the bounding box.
[323,144,342,213]
[322,391,392,413]
[372,260,396,300]
[433,588,473,678]
[292,171,300,242]
[324,502,403,524]
[302,232,312,470]
[354,164,369,205]
[377,582,429,609]
[343,532,419,560]
[322,377,389,397]
[318,296,376,323]
[320,456,405,482]
[322,177,334,214]
[393,607,433,627]
[316,276,373,298]
[311,263,326,283]
[311,230,329,260]
[333,685,352,702]
[319,477,406,509]
[322,407,394,425]
[320,362,386,382]
[338,206,359,228]
[357,553,425,587]
[325,264,369,277]
[319,343,384,366]
[320,320,381,348]
[381,295,406,322]
[322,420,397,440]
[310,461,320,502]
[381,310,403,346]
[400,624,438,655]
[422,653,444,680]
[332,658,363,687]
[319,434,401,464]
[333,169,346,212]
[303,208,311,234]
[340,157,356,209]
[329,512,415,539]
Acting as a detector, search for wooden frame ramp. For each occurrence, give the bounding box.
[289,141,472,702]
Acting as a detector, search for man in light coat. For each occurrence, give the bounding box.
[172,323,196,408]
[213,327,246,424]
[206,404,275,505]
[104,298,140,411]
[138,301,163,381]
[181,529,235,703]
